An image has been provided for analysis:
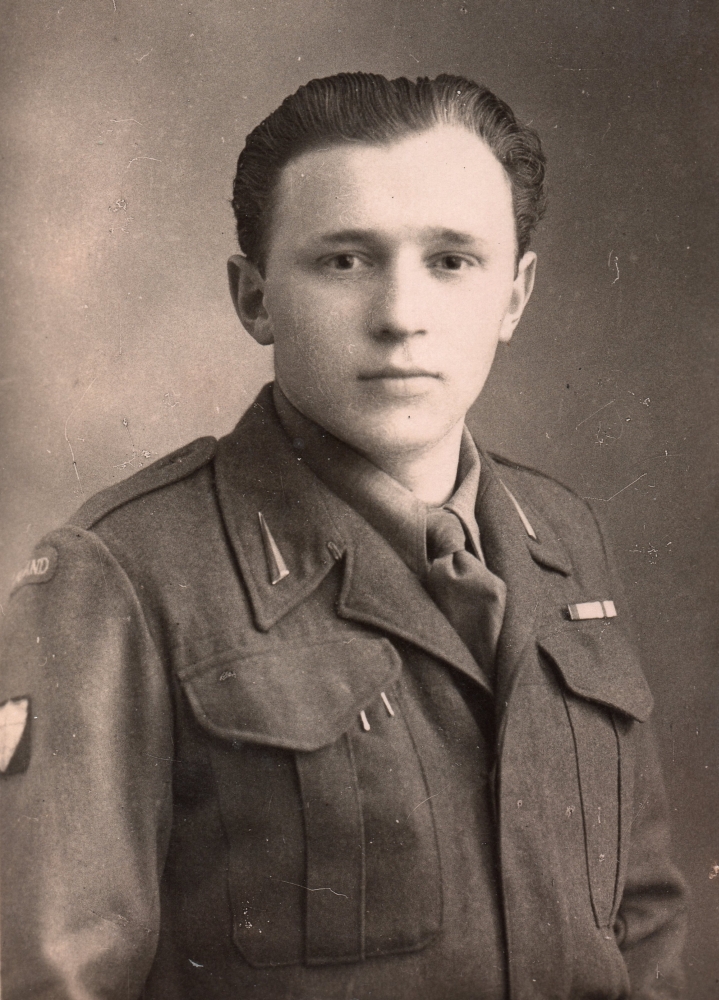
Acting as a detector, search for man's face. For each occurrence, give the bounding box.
[234,125,535,464]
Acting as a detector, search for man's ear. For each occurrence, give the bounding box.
[498,251,537,344]
[227,254,274,345]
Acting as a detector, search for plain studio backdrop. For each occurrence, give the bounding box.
[0,0,717,992]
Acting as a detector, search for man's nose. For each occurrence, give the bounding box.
[369,258,427,342]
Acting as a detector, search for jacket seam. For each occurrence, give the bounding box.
[609,713,624,928]
[344,731,367,961]
[393,681,445,946]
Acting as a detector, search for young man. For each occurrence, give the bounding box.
[0,73,686,998]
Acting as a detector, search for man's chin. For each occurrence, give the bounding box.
[337,412,460,463]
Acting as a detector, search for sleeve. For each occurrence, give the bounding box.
[0,525,174,999]
[614,720,689,998]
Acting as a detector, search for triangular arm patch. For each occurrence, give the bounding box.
[0,697,31,775]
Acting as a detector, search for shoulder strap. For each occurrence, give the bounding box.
[69,436,217,530]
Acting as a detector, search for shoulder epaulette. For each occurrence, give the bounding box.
[488,452,583,501]
[69,436,217,530]
[490,451,558,481]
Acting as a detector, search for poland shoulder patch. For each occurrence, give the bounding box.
[11,546,58,593]
[0,697,31,775]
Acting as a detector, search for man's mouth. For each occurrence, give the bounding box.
[357,367,441,398]
[358,366,441,381]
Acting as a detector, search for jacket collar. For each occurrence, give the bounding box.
[213,386,344,633]
[214,386,574,696]
[494,477,573,577]
[272,382,485,575]
[214,386,489,687]
[473,455,553,710]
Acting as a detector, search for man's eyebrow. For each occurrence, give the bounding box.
[307,228,486,247]
[422,227,484,247]
[309,229,379,246]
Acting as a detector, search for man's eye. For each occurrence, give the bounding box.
[434,254,473,271]
[326,253,361,270]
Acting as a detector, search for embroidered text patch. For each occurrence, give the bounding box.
[11,547,58,593]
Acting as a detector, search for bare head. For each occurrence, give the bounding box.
[227,73,544,484]
[231,72,546,273]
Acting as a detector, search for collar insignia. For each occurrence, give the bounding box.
[258,512,291,585]
[498,480,537,539]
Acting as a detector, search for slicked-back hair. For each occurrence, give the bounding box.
[232,72,547,272]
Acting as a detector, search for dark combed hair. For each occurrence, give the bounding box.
[232,72,547,270]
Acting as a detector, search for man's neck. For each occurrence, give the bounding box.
[273,381,466,506]
[359,421,465,506]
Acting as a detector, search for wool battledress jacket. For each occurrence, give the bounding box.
[0,385,686,999]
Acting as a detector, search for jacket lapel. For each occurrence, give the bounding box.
[475,453,574,717]
[335,514,490,690]
[213,388,489,690]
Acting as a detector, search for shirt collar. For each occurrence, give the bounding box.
[272,383,484,577]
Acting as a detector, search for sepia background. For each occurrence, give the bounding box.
[1,0,717,991]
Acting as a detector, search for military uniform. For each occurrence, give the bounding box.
[0,384,686,998]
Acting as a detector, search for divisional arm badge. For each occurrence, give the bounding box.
[0,697,31,775]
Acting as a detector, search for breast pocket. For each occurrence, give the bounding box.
[177,637,442,968]
[538,623,653,930]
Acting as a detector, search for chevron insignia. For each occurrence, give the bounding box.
[0,697,30,774]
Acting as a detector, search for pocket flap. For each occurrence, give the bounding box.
[538,624,653,721]
[178,637,402,751]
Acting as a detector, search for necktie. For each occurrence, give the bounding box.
[425,507,507,686]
